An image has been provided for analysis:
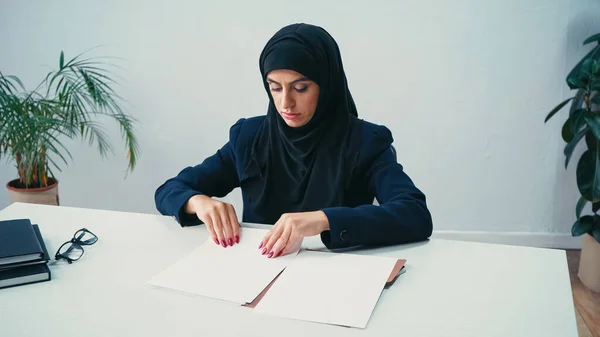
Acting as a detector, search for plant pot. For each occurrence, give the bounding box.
[578,233,600,293]
[5,178,60,206]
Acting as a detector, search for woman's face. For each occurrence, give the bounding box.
[266,69,320,127]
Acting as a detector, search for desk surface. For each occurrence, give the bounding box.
[0,202,578,337]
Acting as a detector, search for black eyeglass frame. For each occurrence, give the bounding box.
[54,228,98,264]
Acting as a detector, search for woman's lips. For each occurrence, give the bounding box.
[282,112,300,120]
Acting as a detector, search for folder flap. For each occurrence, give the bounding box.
[244,258,407,308]
[147,227,299,304]
[387,259,406,282]
[244,272,280,308]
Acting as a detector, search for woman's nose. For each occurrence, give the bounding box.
[280,91,294,110]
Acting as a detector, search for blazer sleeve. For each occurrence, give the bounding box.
[320,125,433,249]
[154,119,243,226]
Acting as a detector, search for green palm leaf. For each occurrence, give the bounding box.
[0,49,139,188]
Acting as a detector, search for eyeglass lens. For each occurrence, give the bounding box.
[57,242,84,261]
[74,229,98,245]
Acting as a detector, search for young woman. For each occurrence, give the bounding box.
[155,23,433,258]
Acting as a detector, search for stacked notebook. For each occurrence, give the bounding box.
[148,227,406,328]
[0,218,51,289]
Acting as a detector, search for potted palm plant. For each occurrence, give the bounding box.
[546,32,600,292]
[0,49,139,206]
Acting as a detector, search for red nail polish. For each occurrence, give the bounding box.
[236,235,240,243]
[268,251,274,258]
[214,238,219,245]
[228,238,233,246]
[258,242,263,249]
[221,240,226,247]
[262,248,267,255]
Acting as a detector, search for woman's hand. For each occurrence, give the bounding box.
[186,194,240,247]
[258,211,329,258]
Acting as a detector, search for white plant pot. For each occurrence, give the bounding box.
[578,233,600,293]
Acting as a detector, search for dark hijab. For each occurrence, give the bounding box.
[245,23,362,224]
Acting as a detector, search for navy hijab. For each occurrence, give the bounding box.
[246,23,362,224]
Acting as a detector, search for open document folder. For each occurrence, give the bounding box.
[147,227,406,328]
[147,228,300,304]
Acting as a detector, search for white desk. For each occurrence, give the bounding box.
[0,202,578,337]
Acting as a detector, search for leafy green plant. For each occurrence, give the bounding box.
[546,32,600,242]
[0,49,139,189]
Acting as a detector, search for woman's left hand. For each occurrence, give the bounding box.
[259,211,329,258]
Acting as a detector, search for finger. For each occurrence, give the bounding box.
[259,225,278,255]
[281,235,303,257]
[276,232,296,258]
[203,214,218,245]
[259,230,271,251]
[218,204,234,247]
[269,225,291,258]
[264,221,285,255]
[227,204,240,244]
[259,221,278,251]
[211,211,226,248]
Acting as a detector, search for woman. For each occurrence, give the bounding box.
[155,23,433,258]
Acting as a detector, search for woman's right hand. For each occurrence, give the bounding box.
[186,194,240,247]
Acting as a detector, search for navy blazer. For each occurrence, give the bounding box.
[155,116,433,249]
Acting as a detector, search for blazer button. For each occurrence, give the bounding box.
[340,229,347,241]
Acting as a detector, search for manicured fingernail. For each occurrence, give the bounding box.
[268,251,274,258]
[258,242,263,249]
[228,238,233,246]
[221,240,226,247]
[236,235,240,243]
[262,248,267,255]
[214,238,219,245]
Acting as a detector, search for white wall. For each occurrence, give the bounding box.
[1,0,599,247]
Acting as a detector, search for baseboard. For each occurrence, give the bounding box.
[431,230,582,250]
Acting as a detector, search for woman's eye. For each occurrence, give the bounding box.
[295,86,308,93]
[270,87,282,92]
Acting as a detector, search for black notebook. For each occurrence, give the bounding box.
[0,224,52,289]
[0,263,51,289]
[0,219,45,266]
[0,224,50,271]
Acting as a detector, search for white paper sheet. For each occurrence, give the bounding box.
[252,250,397,328]
[147,227,300,304]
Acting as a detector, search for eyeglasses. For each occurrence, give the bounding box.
[55,228,98,264]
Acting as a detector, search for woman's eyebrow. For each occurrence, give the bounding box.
[290,77,309,84]
[266,77,310,85]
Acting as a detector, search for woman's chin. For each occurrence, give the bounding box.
[285,120,305,128]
